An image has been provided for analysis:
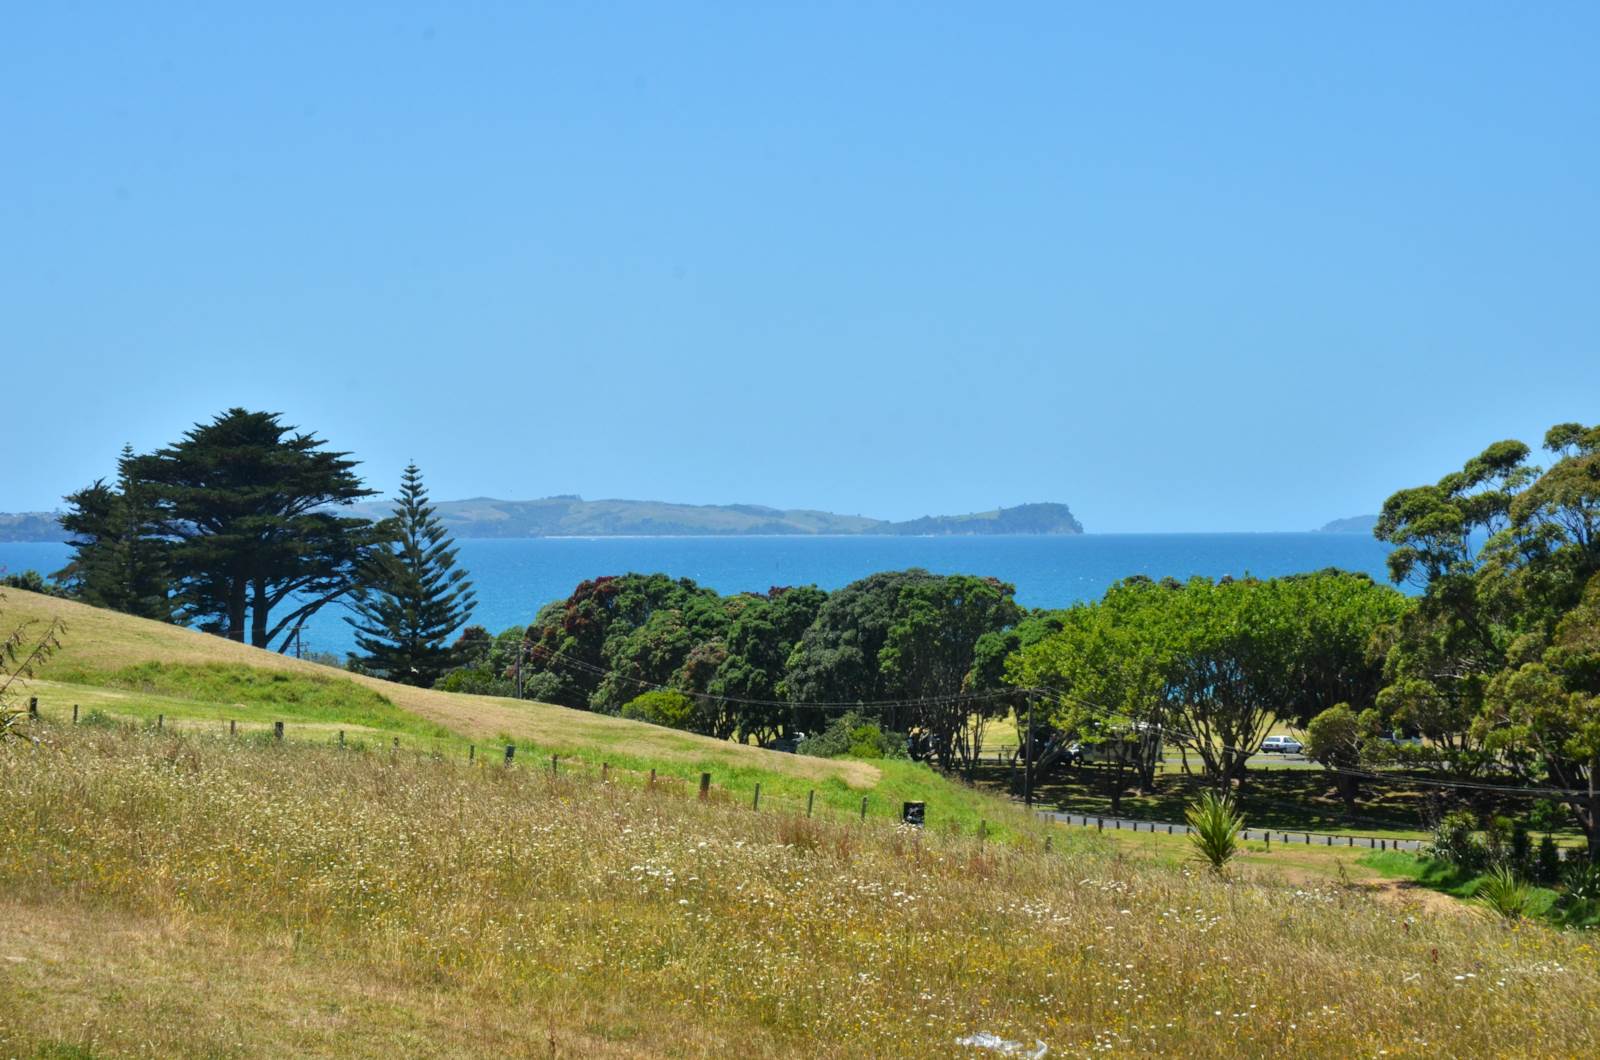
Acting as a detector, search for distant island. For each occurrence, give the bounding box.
[0,499,1084,541]
[0,511,67,543]
[1317,514,1378,534]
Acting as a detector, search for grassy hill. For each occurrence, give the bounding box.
[1,588,1021,835]
[4,716,1598,1057]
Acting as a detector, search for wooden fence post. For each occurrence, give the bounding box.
[602,762,610,783]
[157,713,163,730]
[468,744,474,762]
[1044,834,1052,852]
[979,819,988,842]
[860,796,868,822]
[504,744,515,765]
[273,721,284,740]
[1265,832,1270,851]
[699,773,711,799]
[338,730,345,749]
[72,704,79,724]
[1097,817,1103,832]
[806,790,815,817]
[752,783,761,810]
[28,697,37,719]
[230,719,237,736]
[550,753,558,774]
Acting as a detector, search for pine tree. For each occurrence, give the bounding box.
[55,445,171,620]
[346,464,476,685]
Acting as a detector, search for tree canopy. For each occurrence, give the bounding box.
[346,464,476,686]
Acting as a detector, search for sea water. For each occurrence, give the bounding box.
[0,533,1399,657]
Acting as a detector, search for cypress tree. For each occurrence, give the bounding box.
[132,409,383,649]
[347,464,476,685]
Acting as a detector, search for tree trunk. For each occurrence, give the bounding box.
[227,577,248,643]
[250,580,270,648]
[1335,772,1360,815]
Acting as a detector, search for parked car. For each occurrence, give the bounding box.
[1260,735,1304,755]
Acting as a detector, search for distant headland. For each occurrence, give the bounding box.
[1317,514,1378,534]
[0,499,1085,541]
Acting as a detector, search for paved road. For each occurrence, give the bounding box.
[1039,810,1425,852]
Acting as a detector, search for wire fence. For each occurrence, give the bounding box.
[16,696,991,837]
[1038,809,1426,852]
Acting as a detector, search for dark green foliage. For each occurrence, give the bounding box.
[619,689,697,730]
[785,569,1021,770]
[1011,571,1407,794]
[0,569,67,597]
[56,446,171,620]
[1536,834,1563,884]
[1304,702,1382,812]
[127,409,385,650]
[524,573,724,713]
[523,575,830,744]
[1564,859,1600,902]
[1377,422,1600,859]
[518,569,1019,757]
[346,464,476,686]
[1427,810,1487,872]
[704,586,827,745]
[796,711,907,760]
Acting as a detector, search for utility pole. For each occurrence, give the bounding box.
[1024,689,1036,808]
[514,642,524,699]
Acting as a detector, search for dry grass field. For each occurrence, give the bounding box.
[4,720,1599,1058]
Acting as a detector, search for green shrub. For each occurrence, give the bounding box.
[620,690,698,730]
[1529,799,1568,832]
[1536,834,1563,885]
[1472,866,1534,921]
[1564,860,1600,902]
[1185,791,1244,872]
[1427,810,1485,872]
[796,711,906,760]
[434,665,515,697]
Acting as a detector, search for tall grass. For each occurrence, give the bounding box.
[2,722,1598,1057]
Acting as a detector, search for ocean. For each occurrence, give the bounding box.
[0,533,1399,658]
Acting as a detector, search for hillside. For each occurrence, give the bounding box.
[0,588,1018,830]
[0,510,68,542]
[5,702,1598,1056]
[0,498,1085,540]
[343,496,1086,537]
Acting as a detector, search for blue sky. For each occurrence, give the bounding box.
[3,3,1596,531]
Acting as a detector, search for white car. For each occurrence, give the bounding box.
[1260,735,1304,755]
